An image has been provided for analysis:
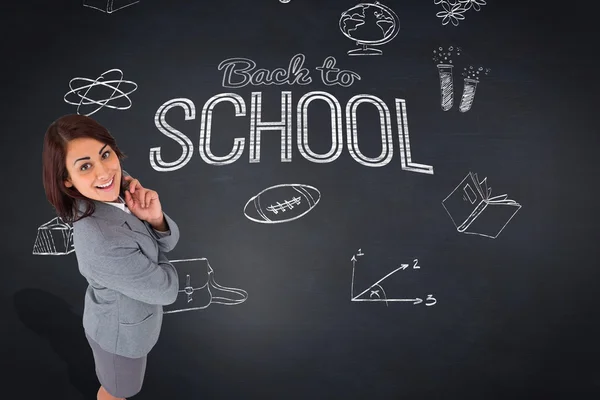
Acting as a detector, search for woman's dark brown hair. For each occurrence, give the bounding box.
[42,114,127,223]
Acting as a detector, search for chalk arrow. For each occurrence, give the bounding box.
[351,255,357,262]
[351,298,424,304]
[400,264,409,270]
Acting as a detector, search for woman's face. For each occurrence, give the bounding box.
[63,137,122,202]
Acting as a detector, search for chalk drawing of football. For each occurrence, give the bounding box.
[243,184,321,224]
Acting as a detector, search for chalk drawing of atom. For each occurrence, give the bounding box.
[63,68,138,116]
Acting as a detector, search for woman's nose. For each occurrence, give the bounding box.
[95,164,110,179]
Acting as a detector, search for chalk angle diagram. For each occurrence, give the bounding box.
[32,217,75,256]
[350,250,434,306]
[432,46,490,113]
[243,184,321,224]
[64,68,138,116]
[163,258,248,314]
[83,0,139,13]
[339,1,400,56]
[442,172,521,239]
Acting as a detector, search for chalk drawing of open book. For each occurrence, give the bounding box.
[350,252,424,306]
[83,0,139,13]
[442,172,521,239]
[32,217,74,256]
[163,258,248,314]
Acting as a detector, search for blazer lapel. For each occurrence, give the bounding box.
[83,200,153,239]
[121,220,133,231]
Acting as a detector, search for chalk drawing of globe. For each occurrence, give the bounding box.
[339,1,400,56]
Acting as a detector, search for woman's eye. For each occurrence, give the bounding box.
[80,163,91,171]
[102,150,111,159]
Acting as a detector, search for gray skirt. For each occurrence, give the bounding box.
[85,332,147,398]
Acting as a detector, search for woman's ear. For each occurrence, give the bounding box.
[64,178,73,188]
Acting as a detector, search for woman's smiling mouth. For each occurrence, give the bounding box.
[96,177,115,191]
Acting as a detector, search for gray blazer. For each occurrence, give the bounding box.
[72,199,180,358]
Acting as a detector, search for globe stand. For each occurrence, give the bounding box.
[347,43,383,56]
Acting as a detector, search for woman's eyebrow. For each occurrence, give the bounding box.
[73,144,108,165]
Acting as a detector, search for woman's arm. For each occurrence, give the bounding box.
[121,171,180,253]
[75,223,179,305]
[144,211,180,253]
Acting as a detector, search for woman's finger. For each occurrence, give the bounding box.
[128,178,142,194]
[133,187,146,207]
[144,190,157,208]
[124,190,135,209]
[141,190,151,208]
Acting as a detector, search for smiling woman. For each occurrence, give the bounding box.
[42,114,129,223]
[65,138,122,199]
[41,114,180,400]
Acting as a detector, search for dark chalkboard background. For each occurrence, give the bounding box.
[2,0,599,398]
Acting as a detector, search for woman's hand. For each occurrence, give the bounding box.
[122,175,164,225]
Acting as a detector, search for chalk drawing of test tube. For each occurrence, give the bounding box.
[437,64,454,111]
[459,78,478,112]
[432,46,460,111]
[459,66,490,113]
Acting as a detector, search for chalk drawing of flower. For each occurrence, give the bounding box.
[436,2,466,26]
[459,0,487,12]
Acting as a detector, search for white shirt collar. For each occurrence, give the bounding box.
[104,196,131,214]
